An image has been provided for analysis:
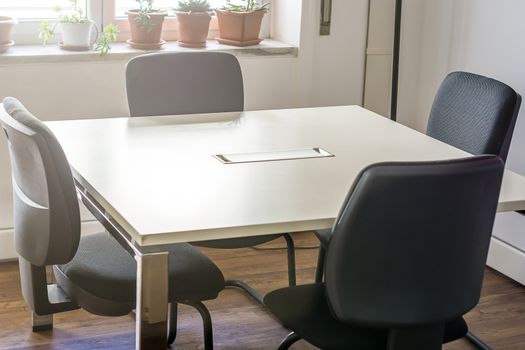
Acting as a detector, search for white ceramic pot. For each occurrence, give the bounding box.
[60,22,96,48]
[0,16,17,44]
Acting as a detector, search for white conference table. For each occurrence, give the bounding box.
[46,105,525,350]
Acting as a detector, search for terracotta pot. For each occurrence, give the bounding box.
[127,9,167,48]
[215,10,265,47]
[176,12,211,48]
[0,16,17,53]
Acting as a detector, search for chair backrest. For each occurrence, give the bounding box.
[0,97,80,267]
[125,51,244,117]
[427,71,521,162]
[324,155,504,328]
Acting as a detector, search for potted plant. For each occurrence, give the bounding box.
[39,0,97,51]
[174,0,212,48]
[215,0,268,47]
[94,24,119,55]
[0,16,17,53]
[127,0,168,50]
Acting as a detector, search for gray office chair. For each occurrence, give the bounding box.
[0,97,225,349]
[266,155,504,350]
[125,52,296,304]
[427,71,521,162]
[313,71,521,349]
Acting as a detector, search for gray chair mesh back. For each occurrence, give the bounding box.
[427,71,521,162]
[126,52,244,117]
[325,155,503,327]
[0,97,80,266]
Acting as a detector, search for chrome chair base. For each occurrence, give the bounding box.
[466,331,493,350]
[277,332,301,350]
[167,301,214,349]
[225,279,264,305]
[225,233,296,305]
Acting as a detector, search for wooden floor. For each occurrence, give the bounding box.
[0,232,524,350]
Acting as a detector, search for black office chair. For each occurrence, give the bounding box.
[125,52,296,306]
[266,155,504,350]
[315,71,521,350]
[427,71,521,162]
[0,97,225,349]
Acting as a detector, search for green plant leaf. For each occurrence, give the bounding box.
[50,0,90,24]
[134,0,165,31]
[222,0,269,12]
[175,0,211,12]
[94,23,120,56]
[38,21,56,45]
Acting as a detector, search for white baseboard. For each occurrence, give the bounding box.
[487,236,525,285]
[0,221,104,261]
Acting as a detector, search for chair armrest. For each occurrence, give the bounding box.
[313,229,332,248]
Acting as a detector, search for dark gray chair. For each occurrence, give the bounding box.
[125,51,296,304]
[0,97,224,349]
[266,155,504,350]
[315,71,521,350]
[427,71,521,162]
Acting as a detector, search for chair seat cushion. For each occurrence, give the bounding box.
[264,283,467,350]
[56,233,225,305]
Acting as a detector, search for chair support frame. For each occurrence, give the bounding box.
[18,258,79,332]
[225,233,296,304]
[76,181,170,350]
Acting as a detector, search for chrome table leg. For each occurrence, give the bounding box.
[135,251,169,350]
[31,312,53,332]
[76,183,171,350]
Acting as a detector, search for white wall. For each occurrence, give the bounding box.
[271,0,302,47]
[0,0,370,258]
[363,0,396,117]
[398,0,525,284]
[396,0,424,129]
[297,0,369,107]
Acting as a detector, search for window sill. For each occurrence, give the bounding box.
[0,39,297,65]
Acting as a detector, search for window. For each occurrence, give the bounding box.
[106,0,230,42]
[1,0,88,19]
[4,0,270,46]
[105,0,271,43]
[4,0,96,45]
[113,0,229,17]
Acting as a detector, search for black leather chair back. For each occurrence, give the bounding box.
[0,97,80,266]
[427,71,521,162]
[325,156,504,327]
[126,51,244,117]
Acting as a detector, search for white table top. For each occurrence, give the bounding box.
[46,106,525,246]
